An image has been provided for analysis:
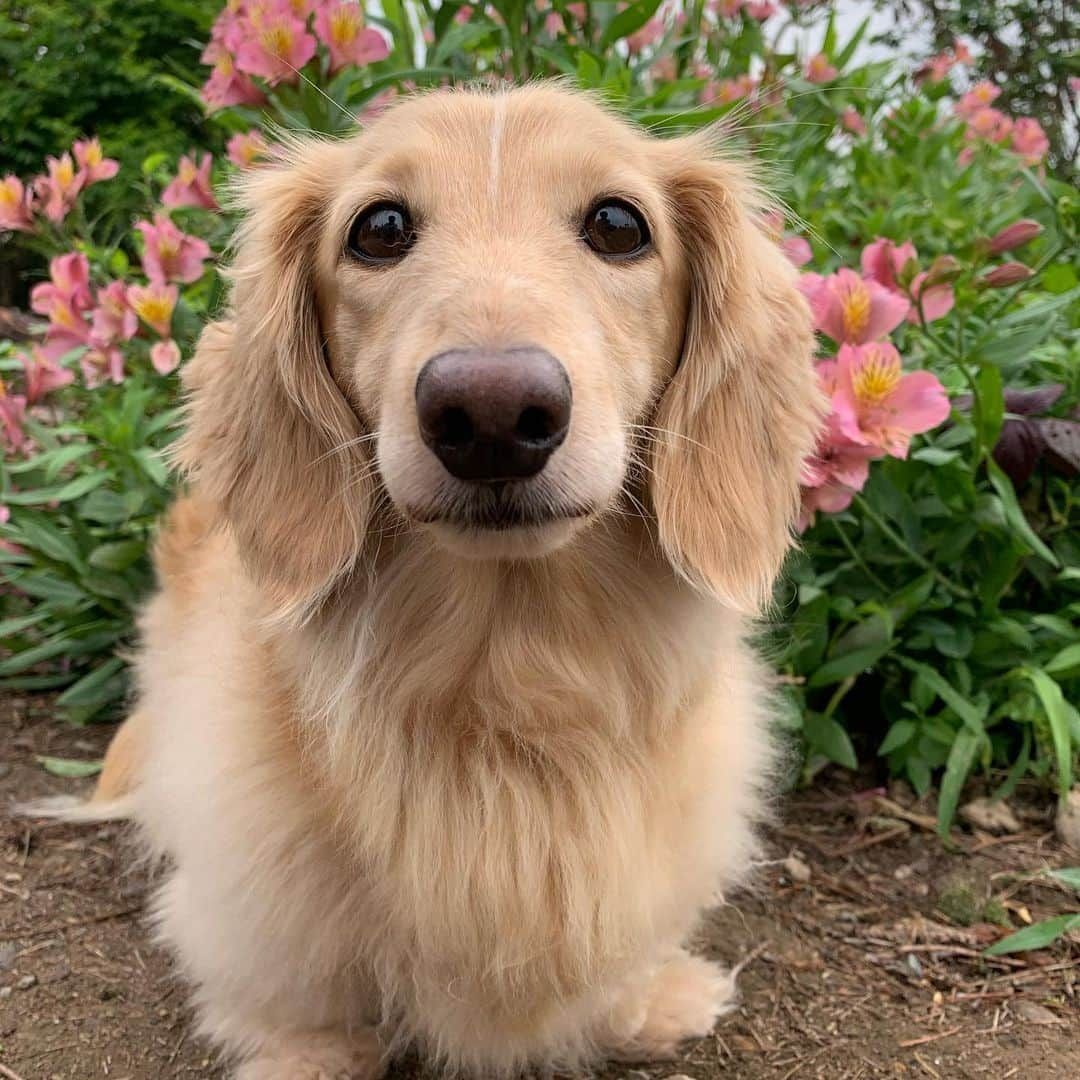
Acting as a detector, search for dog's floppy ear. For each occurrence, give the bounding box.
[649,141,824,615]
[176,139,371,619]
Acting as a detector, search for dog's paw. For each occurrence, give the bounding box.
[235,1029,383,1080]
[605,953,737,1062]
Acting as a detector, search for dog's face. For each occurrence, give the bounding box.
[315,90,688,559]
[181,85,821,615]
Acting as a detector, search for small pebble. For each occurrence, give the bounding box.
[15,973,37,990]
[0,762,11,780]
[905,953,924,978]
[0,986,11,1000]
[783,853,812,883]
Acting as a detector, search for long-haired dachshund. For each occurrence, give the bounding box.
[45,84,822,1078]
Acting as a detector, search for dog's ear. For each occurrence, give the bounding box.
[176,139,371,620]
[649,142,824,615]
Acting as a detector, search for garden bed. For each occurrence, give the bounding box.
[2,695,1077,1079]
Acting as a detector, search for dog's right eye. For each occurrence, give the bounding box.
[346,202,415,264]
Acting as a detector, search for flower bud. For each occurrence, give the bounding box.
[923,255,962,287]
[977,262,1033,288]
[986,219,1043,255]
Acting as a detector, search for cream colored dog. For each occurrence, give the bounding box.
[52,84,822,1078]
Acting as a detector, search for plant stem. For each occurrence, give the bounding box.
[824,675,857,717]
[829,516,889,591]
[853,494,974,599]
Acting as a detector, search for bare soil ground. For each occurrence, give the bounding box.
[2,696,1078,1080]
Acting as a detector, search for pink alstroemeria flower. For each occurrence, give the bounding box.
[840,108,866,136]
[227,129,269,169]
[701,74,756,105]
[907,271,955,324]
[760,210,812,267]
[860,237,918,293]
[967,107,1013,144]
[800,268,910,345]
[712,0,744,17]
[830,342,950,458]
[1010,118,1049,166]
[35,153,83,223]
[235,5,317,85]
[150,340,182,376]
[0,176,34,232]
[163,154,218,211]
[30,252,95,357]
[91,281,138,345]
[313,1,390,72]
[128,282,179,336]
[805,53,837,83]
[626,16,664,53]
[20,347,75,406]
[0,381,30,454]
[201,43,268,111]
[956,80,1000,119]
[80,347,125,389]
[745,1,778,18]
[136,215,211,284]
[73,138,119,185]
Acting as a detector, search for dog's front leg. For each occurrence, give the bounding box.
[595,948,737,1062]
[233,1028,384,1080]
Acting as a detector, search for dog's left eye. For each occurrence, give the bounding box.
[582,200,651,258]
[346,202,415,264]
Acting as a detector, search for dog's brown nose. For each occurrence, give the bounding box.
[415,348,571,481]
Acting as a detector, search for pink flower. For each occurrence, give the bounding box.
[90,281,138,345]
[952,39,972,65]
[907,272,954,324]
[150,340,182,376]
[162,154,218,211]
[313,1,389,73]
[840,107,866,136]
[861,237,918,293]
[30,252,95,358]
[745,1,777,18]
[20,347,74,405]
[626,16,664,53]
[200,43,268,111]
[760,210,811,267]
[127,282,179,336]
[915,52,954,85]
[966,106,1013,144]
[977,262,1033,289]
[135,215,211,284]
[0,383,30,454]
[73,138,119,185]
[235,5,317,85]
[956,80,1000,119]
[801,268,910,345]
[701,74,756,105]
[805,53,837,83]
[34,153,83,223]
[985,219,1043,255]
[830,342,950,458]
[80,347,125,388]
[0,176,34,232]
[227,129,269,169]
[1070,77,1080,96]
[543,11,563,33]
[712,0,744,17]
[798,413,882,530]
[1010,118,1049,166]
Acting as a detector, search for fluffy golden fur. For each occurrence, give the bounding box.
[61,84,822,1077]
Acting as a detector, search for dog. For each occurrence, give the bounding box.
[45,83,822,1078]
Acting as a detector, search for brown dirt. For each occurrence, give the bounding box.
[2,697,1078,1080]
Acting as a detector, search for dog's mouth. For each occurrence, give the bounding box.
[408,482,593,532]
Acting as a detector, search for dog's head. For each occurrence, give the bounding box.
[180,85,821,617]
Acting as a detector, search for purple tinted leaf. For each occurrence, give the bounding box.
[1002,384,1065,416]
[1038,418,1080,476]
[992,419,1045,487]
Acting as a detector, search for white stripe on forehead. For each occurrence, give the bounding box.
[489,94,507,198]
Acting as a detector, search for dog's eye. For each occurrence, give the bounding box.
[346,202,415,264]
[582,200,650,258]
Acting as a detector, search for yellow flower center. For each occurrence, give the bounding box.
[132,293,174,327]
[851,345,901,406]
[179,160,198,184]
[839,278,871,341]
[56,158,75,189]
[260,22,295,59]
[331,7,362,45]
[216,53,235,77]
[157,235,179,259]
[0,183,16,209]
[52,303,80,329]
[84,143,102,167]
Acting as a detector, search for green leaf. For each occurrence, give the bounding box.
[88,540,146,573]
[803,711,857,770]
[1045,643,1080,678]
[983,914,1080,956]
[1048,868,1080,891]
[911,447,960,466]
[938,729,982,837]
[600,0,663,49]
[986,460,1058,567]
[1024,669,1073,797]
[56,657,127,709]
[808,612,893,688]
[899,658,986,736]
[2,471,108,506]
[879,719,916,755]
[975,362,1004,451]
[35,755,103,779]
